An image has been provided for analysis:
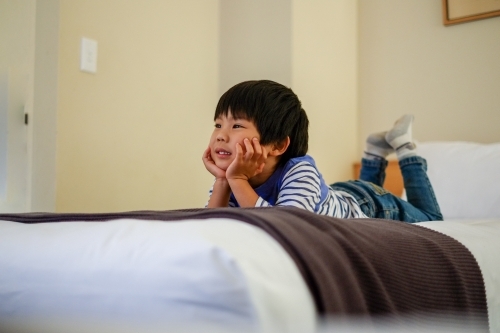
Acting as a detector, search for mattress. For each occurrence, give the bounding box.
[0,211,497,333]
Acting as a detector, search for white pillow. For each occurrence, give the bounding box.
[417,141,500,220]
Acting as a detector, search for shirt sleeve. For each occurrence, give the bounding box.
[205,184,213,208]
[206,182,236,208]
[326,190,368,219]
[254,162,321,213]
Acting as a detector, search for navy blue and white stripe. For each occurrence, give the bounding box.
[207,155,367,219]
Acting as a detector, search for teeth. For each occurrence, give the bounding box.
[218,151,230,155]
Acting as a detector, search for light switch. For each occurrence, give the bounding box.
[80,37,98,73]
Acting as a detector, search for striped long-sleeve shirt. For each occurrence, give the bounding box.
[208,155,368,219]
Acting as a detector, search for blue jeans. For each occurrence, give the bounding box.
[330,156,443,222]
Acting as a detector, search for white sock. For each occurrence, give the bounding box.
[363,131,393,160]
[385,114,417,160]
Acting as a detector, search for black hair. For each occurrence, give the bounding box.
[214,80,309,166]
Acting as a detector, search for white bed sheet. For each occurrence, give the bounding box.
[1,216,497,333]
[417,218,500,333]
[0,218,316,333]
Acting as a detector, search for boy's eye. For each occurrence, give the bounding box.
[214,124,221,128]
[233,124,243,129]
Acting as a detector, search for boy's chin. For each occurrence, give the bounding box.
[214,162,229,171]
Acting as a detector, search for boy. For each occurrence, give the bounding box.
[202,80,442,222]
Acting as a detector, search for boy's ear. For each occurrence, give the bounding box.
[268,137,290,156]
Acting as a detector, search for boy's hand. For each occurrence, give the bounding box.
[202,146,226,179]
[226,138,267,181]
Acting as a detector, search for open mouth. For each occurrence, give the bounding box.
[215,148,232,157]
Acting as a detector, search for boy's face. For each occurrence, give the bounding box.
[209,112,269,171]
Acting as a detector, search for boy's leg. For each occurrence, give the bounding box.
[399,156,443,220]
[333,177,441,222]
[346,115,442,222]
[360,131,392,186]
[359,158,388,187]
[385,115,417,159]
[363,131,392,161]
[386,115,442,221]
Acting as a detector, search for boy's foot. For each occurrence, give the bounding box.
[363,131,393,160]
[385,114,416,159]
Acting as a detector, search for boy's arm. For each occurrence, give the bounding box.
[227,179,259,207]
[225,138,266,207]
[203,146,232,207]
[206,178,231,208]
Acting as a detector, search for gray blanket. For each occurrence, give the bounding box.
[0,207,488,330]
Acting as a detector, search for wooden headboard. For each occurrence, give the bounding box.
[353,160,404,197]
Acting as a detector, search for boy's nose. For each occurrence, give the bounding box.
[216,133,227,142]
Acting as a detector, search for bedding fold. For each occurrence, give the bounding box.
[0,207,488,330]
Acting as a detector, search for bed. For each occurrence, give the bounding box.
[0,141,499,333]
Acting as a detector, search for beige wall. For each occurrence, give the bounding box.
[56,1,219,212]
[55,0,358,213]
[218,0,358,185]
[359,0,500,155]
[31,0,59,212]
[292,1,358,185]
[9,0,498,213]
[219,0,292,93]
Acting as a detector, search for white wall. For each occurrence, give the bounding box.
[0,0,59,213]
[359,0,500,155]
[0,0,34,212]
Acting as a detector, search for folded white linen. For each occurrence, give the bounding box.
[0,218,316,333]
